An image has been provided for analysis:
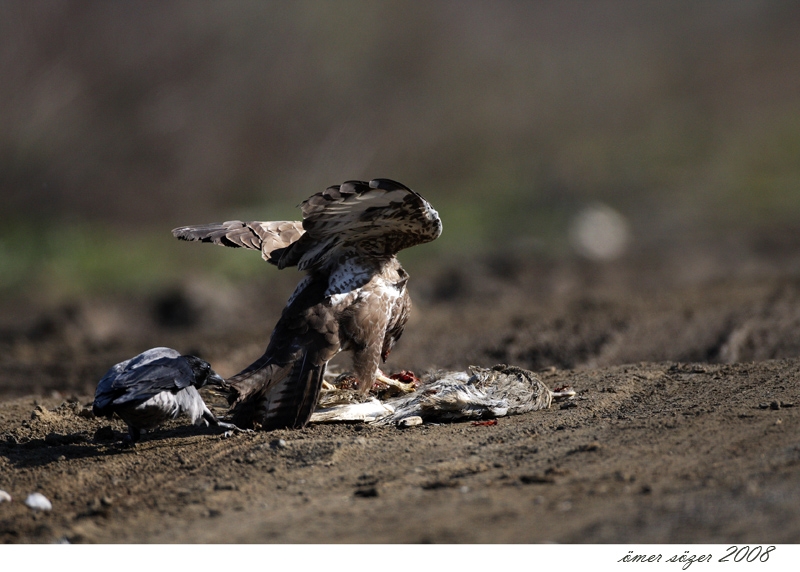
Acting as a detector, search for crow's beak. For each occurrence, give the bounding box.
[207,372,226,387]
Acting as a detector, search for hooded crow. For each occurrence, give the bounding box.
[93,347,234,444]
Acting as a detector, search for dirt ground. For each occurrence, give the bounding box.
[2,246,800,543]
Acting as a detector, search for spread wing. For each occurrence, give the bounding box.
[172,220,304,263]
[171,179,441,270]
[274,179,442,270]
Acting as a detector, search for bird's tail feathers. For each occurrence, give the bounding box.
[226,351,325,431]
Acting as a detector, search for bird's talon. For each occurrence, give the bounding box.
[217,421,253,434]
[376,373,417,393]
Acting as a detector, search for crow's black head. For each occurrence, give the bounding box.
[182,355,225,388]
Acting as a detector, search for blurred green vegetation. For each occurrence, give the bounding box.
[0,223,261,300]
[1,1,799,299]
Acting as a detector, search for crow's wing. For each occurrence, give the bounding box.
[94,348,181,412]
[94,356,195,414]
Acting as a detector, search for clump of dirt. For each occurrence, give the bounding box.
[2,399,96,447]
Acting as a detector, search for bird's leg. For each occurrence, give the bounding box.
[352,343,383,396]
[203,410,253,434]
[350,331,415,394]
[118,426,140,448]
[216,420,251,432]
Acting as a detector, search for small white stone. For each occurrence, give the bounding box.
[25,492,52,511]
[397,416,423,428]
[0,490,11,503]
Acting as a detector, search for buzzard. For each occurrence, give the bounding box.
[172,179,442,430]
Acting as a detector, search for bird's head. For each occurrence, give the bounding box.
[182,355,226,388]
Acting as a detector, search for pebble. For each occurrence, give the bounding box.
[270,439,288,449]
[0,490,11,503]
[397,416,423,428]
[25,492,52,511]
[213,483,238,491]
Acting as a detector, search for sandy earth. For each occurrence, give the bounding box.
[1,253,800,543]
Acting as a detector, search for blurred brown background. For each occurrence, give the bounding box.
[1,0,800,299]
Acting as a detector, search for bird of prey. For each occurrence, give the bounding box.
[172,178,442,430]
[93,347,234,444]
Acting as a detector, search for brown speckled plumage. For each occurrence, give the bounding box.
[173,179,441,430]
